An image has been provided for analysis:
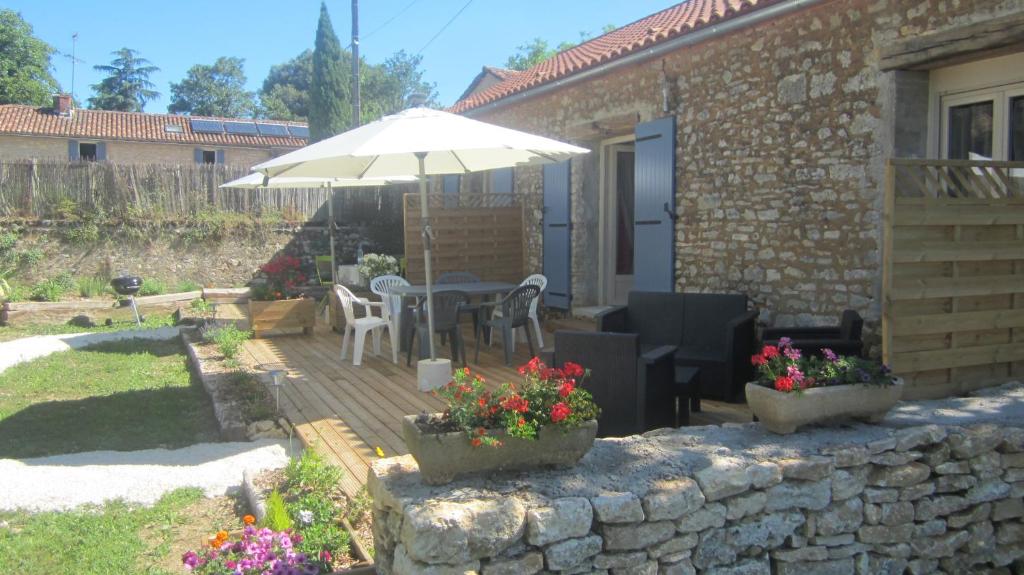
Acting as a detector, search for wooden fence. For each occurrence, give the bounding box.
[882,158,1024,399]
[0,159,409,221]
[403,193,524,285]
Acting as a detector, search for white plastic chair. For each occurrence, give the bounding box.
[334,284,390,366]
[490,274,547,349]
[369,275,410,364]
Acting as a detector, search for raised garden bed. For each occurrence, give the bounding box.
[249,298,316,338]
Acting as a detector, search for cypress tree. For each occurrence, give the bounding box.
[310,2,348,142]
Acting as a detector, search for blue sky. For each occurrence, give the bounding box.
[7,0,674,112]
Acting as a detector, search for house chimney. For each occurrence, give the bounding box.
[53,94,73,117]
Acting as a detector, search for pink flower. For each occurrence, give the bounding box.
[822,348,838,362]
[784,346,801,361]
[778,336,792,348]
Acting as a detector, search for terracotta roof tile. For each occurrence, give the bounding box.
[0,105,307,148]
[451,0,776,113]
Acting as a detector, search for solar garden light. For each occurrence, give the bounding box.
[258,362,288,412]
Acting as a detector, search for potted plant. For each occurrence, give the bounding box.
[248,254,316,338]
[355,253,400,283]
[403,358,601,484]
[745,338,903,434]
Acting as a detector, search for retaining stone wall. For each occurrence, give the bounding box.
[369,384,1024,574]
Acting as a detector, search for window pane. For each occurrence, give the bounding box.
[948,100,993,160]
[615,151,635,275]
[1011,96,1024,162]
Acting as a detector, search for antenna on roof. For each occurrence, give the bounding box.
[57,33,85,105]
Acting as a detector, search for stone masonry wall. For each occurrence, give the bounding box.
[470,0,1024,343]
[370,383,1024,575]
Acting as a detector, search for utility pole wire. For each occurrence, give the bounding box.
[417,0,475,56]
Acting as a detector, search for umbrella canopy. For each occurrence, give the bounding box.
[251,107,589,179]
[219,173,414,189]
[251,106,589,379]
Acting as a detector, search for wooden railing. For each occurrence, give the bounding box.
[403,193,524,284]
[883,158,1024,399]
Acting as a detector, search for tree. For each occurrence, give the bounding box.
[505,26,617,71]
[0,10,59,105]
[259,50,312,121]
[168,56,256,117]
[309,2,348,142]
[88,48,160,112]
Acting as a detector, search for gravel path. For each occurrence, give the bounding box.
[0,440,290,512]
[0,326,181,375]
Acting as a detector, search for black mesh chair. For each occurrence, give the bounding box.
[436,272,482,343]
[406,290,470,367]
[547,330,676,437]
[475,284,540,366]
[762,310,865,358]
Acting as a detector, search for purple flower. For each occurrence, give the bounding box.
[181,551,199,569]
[822,348,838,362]
[786,365,805,384]
[783,346,801,361]
[778,336,792,348]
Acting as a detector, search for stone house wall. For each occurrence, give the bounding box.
[0,134,283,166]
[467,0,1023,346]
[369,385,1024,574]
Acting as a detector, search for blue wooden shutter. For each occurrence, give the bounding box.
[543,161,571,310]
[443,174,460,208]
[68,140,80,161]
[633,116,676,292]
[95,142,107,161]
[215,149,225,164]
[194,148,204,164]
[490,167,513,206]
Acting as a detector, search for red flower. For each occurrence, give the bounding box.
[751,354,766,366]
[558,380,575,398]
[518,356,544,375]
[476,427,486,436]
[562,362,585,378]
[550,402,571,423]
[471,437,482,447]
[517,417,526,427]
[774,376,794,392]
[762,345,780,359]
[501,394,530,413]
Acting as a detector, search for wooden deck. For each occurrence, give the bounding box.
[239,322,751,497]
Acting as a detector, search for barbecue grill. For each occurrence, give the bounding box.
[110,274,144,326]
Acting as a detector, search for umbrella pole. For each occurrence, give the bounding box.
[327,184,337,285]
[417,153,438,361]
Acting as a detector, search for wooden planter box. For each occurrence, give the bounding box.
[745,378,904,434]
[248,298,316,338]
[403,414,598,485]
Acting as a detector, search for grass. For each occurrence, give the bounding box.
[0,488,245,575]
[0,338,220,459]
[138,279,167,297]
[77,276,112,298]
[0,313,177,343]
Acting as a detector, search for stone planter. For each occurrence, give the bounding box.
[249,298,316,338]
[402,414,598,485]
[745,378,904,434]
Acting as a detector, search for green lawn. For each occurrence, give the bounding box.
[0,313,177,343]
[0,488,244,575]
[0,338,220,459]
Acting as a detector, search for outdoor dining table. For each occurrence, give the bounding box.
[389,281,518,357]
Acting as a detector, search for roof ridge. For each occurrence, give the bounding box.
[0,104,307,127]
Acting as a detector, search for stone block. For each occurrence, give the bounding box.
[935,474,977,493]
[921,443,951,468]
[764,479,831,511]
[915,495,969,522]
[593,551,647,570]
[967,480,1011,504]
[878,501,914,526]
[1003,453,1024,468]
[1005,468,1024,482]
[692,528,734,569]
[934,460,970,475]
[869,451,921,466]
[997,521,1024,545]
[948,425,1003,459]
[856,523,914,544]
[726,511,805,549]
[894,425,947,451]
[592,493,645,524]
[898,482,935,501]
[999,428,1024,453]
[642,478,705,521]
[867,462,930,488]
[725,491,767,521]
[948,502,991,528]
[779,456,834,481]
[812,534,855,547]
[862,555,908,575]
[821,445,869,468]
[863,503,880,525]
[746,462,783,489]
[867,437,897,454]
[676,503,726,533]
[967,520,995,554]
[695,458,751,502]
[482,551,544,575]
[774,557,854,575]
[971,452,1004,479]
[611,560,657,575]
[993,498,1024,521]
[526,498,593,547]
[909,530,970,558]
[393,544,481,575]
[862,488,898,503]
[777,74,807,105]
[814,498,863,536]
[400,498,526,564]
[913,519,946,538]
[906,558,938,575]
[647,533,698,559]
[545,534,603,571]
[826,543,868,558]
[874,543,912,558]
[831,467,867,501]
[603,521,675,551]
[658,557,695,575]
[704,556,770,575]
[770,546,828,561]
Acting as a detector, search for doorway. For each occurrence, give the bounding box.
[600,140,636,305]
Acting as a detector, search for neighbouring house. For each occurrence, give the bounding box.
[457,66,524,102]
[0,95,308,166]
[451,0,1024,396]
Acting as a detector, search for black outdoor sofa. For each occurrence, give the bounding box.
[596,291,758,404]
[762,309,865,358]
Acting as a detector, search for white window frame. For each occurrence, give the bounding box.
[938,81,1024,161]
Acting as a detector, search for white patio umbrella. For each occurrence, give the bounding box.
[220,173,414,284]
[252,107,589,390]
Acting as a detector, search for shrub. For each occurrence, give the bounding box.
[346,487,372,525]
[285,449,343,497]
[30,273,76,302]
[253,254,306,301]
[203,325,252,359]
[356,253,399,281]
[137,278,166,296]
[263,490,293,531]
[190,298,213,315]
[78,276,111,298]
[176,279,202,293]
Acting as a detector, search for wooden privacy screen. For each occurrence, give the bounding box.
[883,159,1024,400]
[403,193,524,285]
